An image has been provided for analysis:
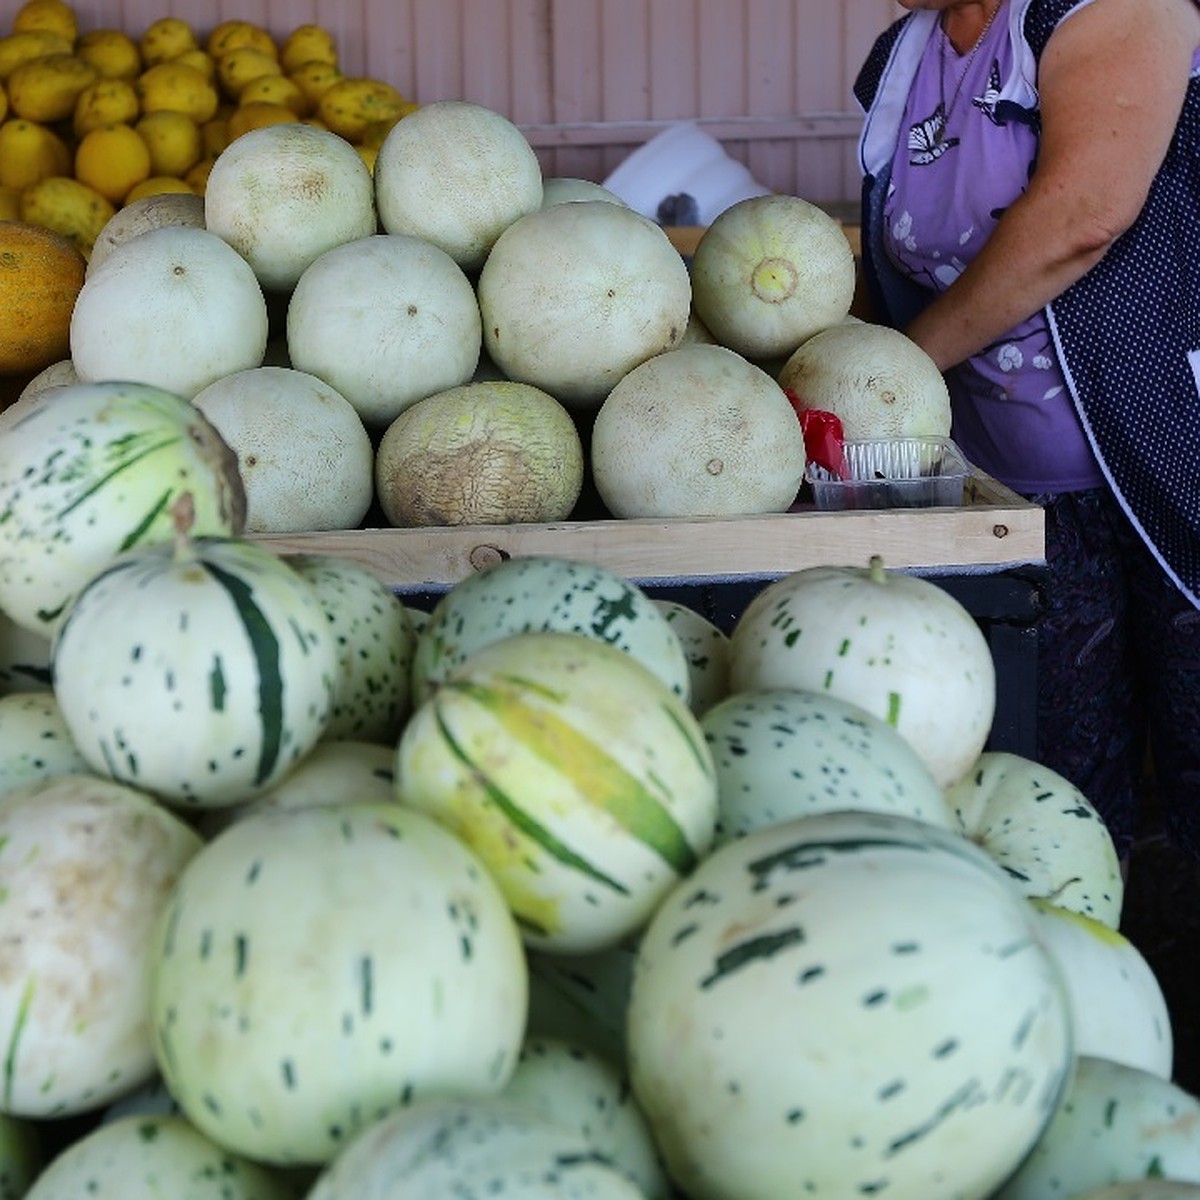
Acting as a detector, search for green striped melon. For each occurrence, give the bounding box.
[50,528,337,808]
[728,556,996,788]
[500,1036,671,1199]
[306,1095,645,1200]
[0,380,245,638]
[651,598,730,716]
[0,1113,40,1200]
[0,691,90,799]
[993,1057,1200,1200]
[21,1115,294,1200]
[149,803,528,1166]
[626,809,1073,1200]
[700,688,951,845]
[287,554,416,745]
[412,555,691,708]
[1028,900,1172,1079]
[0,774,203,1118]
[0,609,51,695]
[947,751,1124,928]
[395,629,718,953]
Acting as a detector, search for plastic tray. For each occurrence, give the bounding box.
[806,437,971,511]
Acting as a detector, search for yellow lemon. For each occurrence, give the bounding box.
[317,76,408,143]
[123,175,195,204]
[0,30,71,80]
[206,20,278,61]
[237,72,308,116]
[225,101,300,142]
[0,185,21,221]
[360,113,406,150]
[173,47,216,81]
[200,114,232,159]
[355,144,378,174]
[279,24,338,75]
[19,175,116,258]
[184,156,216,196]
[10,0,77,44]
[138,17,198,67]
[134,109,203,177]
[75,28,142,80]
[72,77,140,137]
[215,45,282,100]
[6,53,97,123]
[0,118,71,190]
[287,59,343,108]
[75,122,154,204]
[137,60,220,124]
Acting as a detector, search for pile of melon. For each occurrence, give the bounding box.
[3,51,953,534]
[0,366,1197,1195]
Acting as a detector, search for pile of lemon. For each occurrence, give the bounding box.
[0,0,418,256]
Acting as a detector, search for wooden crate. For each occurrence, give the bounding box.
[252,471,1044,595]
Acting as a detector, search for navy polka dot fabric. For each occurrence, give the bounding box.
[856,0,1200,607]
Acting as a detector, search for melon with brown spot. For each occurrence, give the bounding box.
[590,343,806,517]
[0,773,203,1118]
[204,122,376,293]
[374,379,584,527]
[779,320,952,440]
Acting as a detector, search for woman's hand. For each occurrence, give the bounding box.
[903,0,1200,371]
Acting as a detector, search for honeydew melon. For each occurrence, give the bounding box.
[778,320,952,440]
[286,232,482,428]
[476,200,692,410]
[589,344,807,518]
[689,193,857,359]
[191,367,374,534]
[0,691,89,799]
[650,598,730,716]
[69,226,269,400]
[374,99,544,273]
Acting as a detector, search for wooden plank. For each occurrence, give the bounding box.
[253,488,1045,593]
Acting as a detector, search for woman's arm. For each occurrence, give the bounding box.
[902,0,1200,371]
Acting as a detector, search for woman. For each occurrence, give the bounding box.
[854,0,1200,862]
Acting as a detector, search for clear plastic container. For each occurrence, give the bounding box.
[805,437,971,511]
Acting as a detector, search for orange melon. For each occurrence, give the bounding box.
[0,220,87,375]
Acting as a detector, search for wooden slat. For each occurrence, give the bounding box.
[252,483,1045,594]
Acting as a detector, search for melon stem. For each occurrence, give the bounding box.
[868,554,887,584]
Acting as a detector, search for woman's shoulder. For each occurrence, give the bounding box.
[1023,0,1102,57]
[852,13,912,111]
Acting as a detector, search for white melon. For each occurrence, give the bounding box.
[374,99,544,272]
[87,190,206,276]
[204,122,376,292]
[590,344,807,518]
[287,232,482,427]
[779,320,952,440]
[476,200,692,410]
[69,226,268,400]
[191,366,374,534]
[689,193,857,359]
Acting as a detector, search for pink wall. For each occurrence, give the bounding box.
[1,0,902,206]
